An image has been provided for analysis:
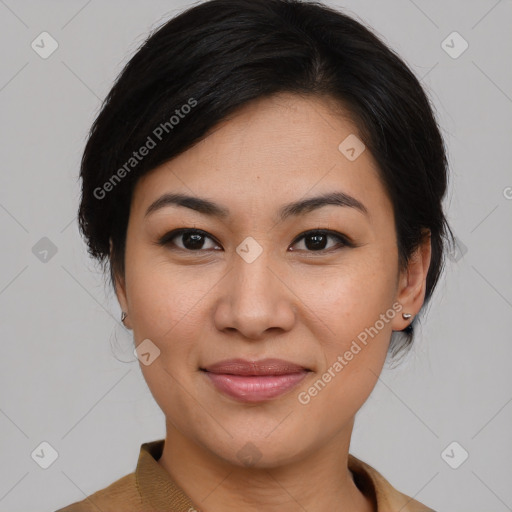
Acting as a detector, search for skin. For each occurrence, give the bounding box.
[113,92,431,512]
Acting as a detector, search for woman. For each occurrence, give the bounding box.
[56,0,453,510]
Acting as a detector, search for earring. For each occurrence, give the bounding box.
[121,311,128,324]
[402,313,412,320]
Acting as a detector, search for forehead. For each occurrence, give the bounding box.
[131,93,391,225]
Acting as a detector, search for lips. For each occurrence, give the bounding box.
[201,358,309,376]
[200,358,311,402]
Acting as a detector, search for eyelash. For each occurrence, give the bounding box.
[156,228,355,254]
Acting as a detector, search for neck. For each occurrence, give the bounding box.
[157,420,375,512]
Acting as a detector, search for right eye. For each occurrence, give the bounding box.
[157,228,222,252]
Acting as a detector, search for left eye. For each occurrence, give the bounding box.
[290,230,351,252]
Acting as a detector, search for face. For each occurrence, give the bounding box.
[115,93,430,467]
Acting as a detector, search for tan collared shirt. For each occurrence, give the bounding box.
[55,439,437,512]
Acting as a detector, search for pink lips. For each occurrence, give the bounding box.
[201,358,310,402]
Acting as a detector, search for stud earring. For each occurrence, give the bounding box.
[402,313,412,320]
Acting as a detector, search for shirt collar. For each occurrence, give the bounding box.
[136,439,197,511]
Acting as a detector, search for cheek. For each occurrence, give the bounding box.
[298,253,396,395]
[295,266,394,427]
[126,261,209,341]
[299,255,397,338]
[129,267,205,420]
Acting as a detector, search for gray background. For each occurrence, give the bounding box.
[0,1,511,511]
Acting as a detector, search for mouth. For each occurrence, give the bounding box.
[200,358,312,402]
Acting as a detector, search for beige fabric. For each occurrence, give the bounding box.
[55,439,436,512]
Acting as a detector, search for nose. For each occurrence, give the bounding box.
[213,243,297,340]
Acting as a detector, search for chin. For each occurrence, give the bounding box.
[199,429,308,469]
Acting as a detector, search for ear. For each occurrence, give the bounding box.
[391,230,432,331]
[110,238,132,329]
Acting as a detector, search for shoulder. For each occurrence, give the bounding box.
[54,471,142,512]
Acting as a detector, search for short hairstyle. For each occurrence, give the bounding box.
[77,0,455,361]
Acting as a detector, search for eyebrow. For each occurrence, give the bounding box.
[144,191,368,221]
